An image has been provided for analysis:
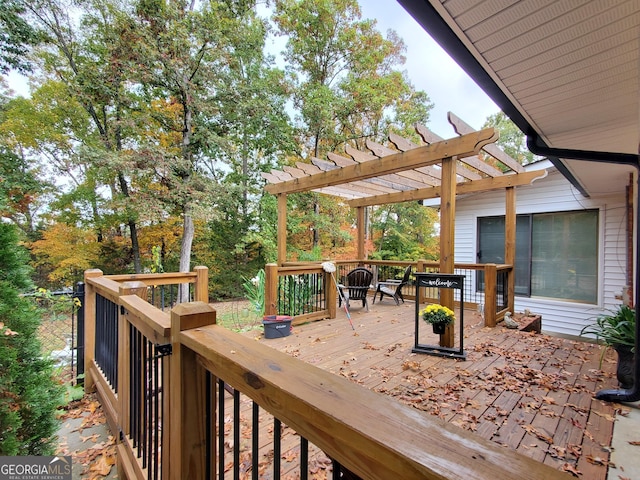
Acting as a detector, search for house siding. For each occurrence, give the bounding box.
[454,167,628,338]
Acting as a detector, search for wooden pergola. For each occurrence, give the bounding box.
[262,113,548,346]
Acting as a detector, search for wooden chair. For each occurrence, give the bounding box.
[373,266,412,305]
[338,267,373,312]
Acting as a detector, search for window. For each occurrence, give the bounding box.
[477,210,598,303]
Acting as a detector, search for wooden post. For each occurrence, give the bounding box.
[264,263,279,316]
[325,267,337,319]
[277,193,287,265]
[484,263,497,327]
[440,157,456,347]
[357,206,365,260]
[416,260,426,305]
[117,282,148,449]
[505,187,516,314]
[169,302,217,480]
[83,269,103,392]
[194,266,209,302]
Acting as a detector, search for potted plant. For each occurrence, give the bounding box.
[421,304,455,335]
[580,304,636,389]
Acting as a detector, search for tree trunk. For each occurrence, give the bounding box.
[179,204,195,302]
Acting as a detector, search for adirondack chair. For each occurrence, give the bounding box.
[338,267,373,312]
[373,266,411,305]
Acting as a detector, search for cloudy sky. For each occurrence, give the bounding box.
[359,1,499,138]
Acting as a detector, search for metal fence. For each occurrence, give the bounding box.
[34,283,84,384]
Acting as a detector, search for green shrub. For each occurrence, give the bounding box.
[0,223,63,456]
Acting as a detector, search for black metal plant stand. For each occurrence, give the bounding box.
[413,273,466,360]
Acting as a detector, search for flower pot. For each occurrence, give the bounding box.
[614,344,635,389]
[432,322,447,335]
[262,315,292,339]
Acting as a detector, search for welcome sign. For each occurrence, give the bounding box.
[413,272,466,360]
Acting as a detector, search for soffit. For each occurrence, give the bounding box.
[398,0,639,196]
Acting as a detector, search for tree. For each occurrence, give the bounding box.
[482,111,536,166]
[273,0,433,251]
[0,0,41,73]
[370,201,439,261]
[25,0,145,272]
[0,144,50,239]
[274,0,432,156]
[0,223,62,455]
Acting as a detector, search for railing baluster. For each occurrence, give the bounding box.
[332,460,341,480]
[205,372,212,480]
[153,344,160,480]
[273,418,281,480]
[300,437,308,480]
[233,388,240,480]
[252,402,259,480]
[218,378,225,480]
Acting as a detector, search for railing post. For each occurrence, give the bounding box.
[506,267,515,314]
[74,282,85,384]
[84,269,103,392]
[325,267,337,319]
[117,281,148,451]
[169,302,217,480]
[194,266,209,302]
[264,263,278,316]
[416,260,426,306]
[484,264,497,327]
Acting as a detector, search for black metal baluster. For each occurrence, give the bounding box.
[252,402,259,480]
[218,379,225,480]
[131,326,138,451]
[273,418,281,480]
[332,460,341,480]
[300,437,308,480]
[205,372,212,480]
[233,389,240,480]
[153,344,160,480]
[142,337,148,468]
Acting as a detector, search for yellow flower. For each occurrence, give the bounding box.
[421,304,455,325]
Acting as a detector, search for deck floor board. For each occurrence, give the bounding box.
[216,300,619,478]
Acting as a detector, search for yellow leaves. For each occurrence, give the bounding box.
[87,446,117,479]
[401,360,421,371]
[29,223,100,284]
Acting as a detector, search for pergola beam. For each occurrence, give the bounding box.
[346,170,548,208]
[264,129,498,195]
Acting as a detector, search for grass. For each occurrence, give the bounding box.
[211,299,263,332]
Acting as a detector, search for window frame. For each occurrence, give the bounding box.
[476,209,599,304]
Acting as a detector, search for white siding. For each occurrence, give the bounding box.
[453,168,628,338]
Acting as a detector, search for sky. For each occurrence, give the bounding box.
[359,1,499,138]
[6,1,499,139]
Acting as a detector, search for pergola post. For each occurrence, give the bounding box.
[439,156,456,348]
[357,206,365,260]
[505,187,516,315]
[277,193,287,265]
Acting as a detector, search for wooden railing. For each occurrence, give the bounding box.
[265,260,513,327]
[82,268,568,479]
[83,267,209,479]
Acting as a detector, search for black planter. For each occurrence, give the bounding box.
[431,322,447,335]
[614,344,635,389]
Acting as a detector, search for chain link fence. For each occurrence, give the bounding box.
[32,284,84,384]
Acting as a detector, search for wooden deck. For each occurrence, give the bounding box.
[232,300,620,479]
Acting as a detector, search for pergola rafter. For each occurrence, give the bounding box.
[263,117,546,208]
[262,114,548,346]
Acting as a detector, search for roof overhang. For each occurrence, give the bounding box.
[397,0,639,197]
